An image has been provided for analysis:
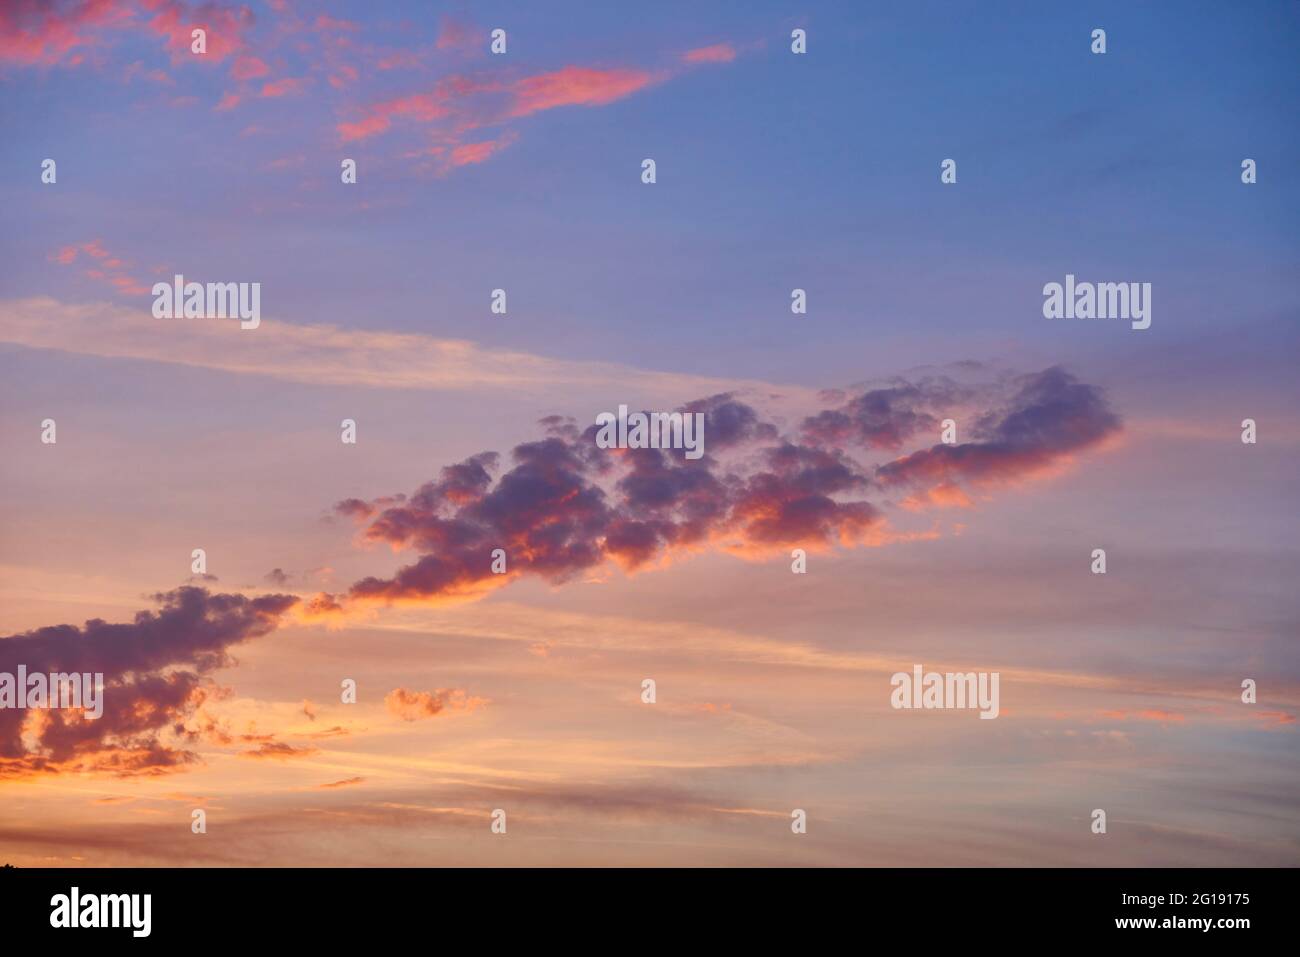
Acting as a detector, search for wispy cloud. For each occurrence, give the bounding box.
[681,42,737,64]
[336,44,734,172]
[0,296,797,397]
[48,240,150,296]
[0,0,133,68]
[384,688,487,721]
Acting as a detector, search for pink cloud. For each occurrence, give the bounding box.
[448,132,517,168]
[109,274,150,295]
[336,82,471,141]
[507,65,657,118]
[314,13,357,33]
[264,153,304,170]
[0,0,133,67]
[327,62,358,89]
[682,42,736,64]
[336,62,659,168]
[260,75,309,98]
[1100,709,1187,724]
[124,59,174,84]
[376,48,422,71]
[140,0,253,64]
[435,16,474,52]
[50,239,149,296]
[337,112,391,142]
[230,53,267,79]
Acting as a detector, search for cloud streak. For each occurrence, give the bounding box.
[0,296,796,398]
[336,43,733,172]
[335,65,662,144]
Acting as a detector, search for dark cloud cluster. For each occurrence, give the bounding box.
[240,741,318,761]
[324,366,1121,609]
[0,587,298,779]
[801,382,944,450]
[875,367,1122,490]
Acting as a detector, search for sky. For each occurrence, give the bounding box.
[0,0,1298,867]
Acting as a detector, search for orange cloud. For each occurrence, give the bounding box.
[240,741,318,760]
[316,776,366,789]
[384,688,487,721]
[901,483,975,511]
[299,726,350,740]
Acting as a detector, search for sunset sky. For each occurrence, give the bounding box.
[1,0,1298,867]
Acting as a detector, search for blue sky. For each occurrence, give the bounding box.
[3,0,1297,385]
